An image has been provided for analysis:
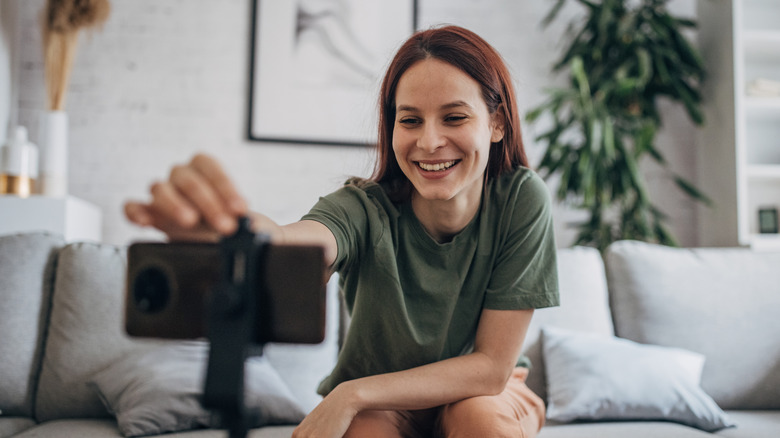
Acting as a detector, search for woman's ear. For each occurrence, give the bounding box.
[490,107,506,143]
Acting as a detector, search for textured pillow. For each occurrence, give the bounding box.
[541,327,734,432]
[89,342,306,437]
[605,240,780,409]
[522,246,614,401]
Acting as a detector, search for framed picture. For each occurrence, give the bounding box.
[758,207,779,234]
[248,0,419,146]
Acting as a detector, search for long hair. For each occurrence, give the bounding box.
[371,25,528,200]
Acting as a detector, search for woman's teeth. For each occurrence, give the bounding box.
[417,160,457,171]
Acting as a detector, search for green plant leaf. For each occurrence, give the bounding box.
[673,176,714,206]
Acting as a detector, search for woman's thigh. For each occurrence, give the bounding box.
[436,367,546,438]
[343,368,544,438]
[343,408,437,438]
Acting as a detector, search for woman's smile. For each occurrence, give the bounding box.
[415,159,461,177]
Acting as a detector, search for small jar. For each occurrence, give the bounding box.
[0,126,39,197]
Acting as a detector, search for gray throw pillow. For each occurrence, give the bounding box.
[89,342,306,437]
[541,327,734,433]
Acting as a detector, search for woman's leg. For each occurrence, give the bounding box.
[342,408,437,438]
[342,410,404,438]
[437,367,546,438]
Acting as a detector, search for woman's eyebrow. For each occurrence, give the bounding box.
[396,100,473,112]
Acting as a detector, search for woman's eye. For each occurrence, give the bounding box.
[445,115,467,123]
[399,118,420,126]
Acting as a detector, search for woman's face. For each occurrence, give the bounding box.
[392,58,503,208]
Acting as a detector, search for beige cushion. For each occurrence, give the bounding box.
[605,240,780,409]
[0,232,63,417]
[35,242,154,421]
[523,246,614,401]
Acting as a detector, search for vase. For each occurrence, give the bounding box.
[38,110,68,197]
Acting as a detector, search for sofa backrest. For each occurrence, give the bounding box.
[522,246,615,401]
[34,240,159,422]
[27,236,340,421]
[605,240,780,410]
[0,233,63,418]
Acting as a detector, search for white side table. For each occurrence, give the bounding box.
[0,195,102,242]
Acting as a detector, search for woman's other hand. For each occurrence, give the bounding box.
[124,153,248,241]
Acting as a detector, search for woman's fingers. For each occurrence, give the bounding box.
[124,153,248,239]
[124,201,154,227]
[168,164,236,234]
[189,154,248,215]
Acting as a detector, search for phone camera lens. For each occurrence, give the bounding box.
[133,267,170,313]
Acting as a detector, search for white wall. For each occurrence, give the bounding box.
[7,0,699,247]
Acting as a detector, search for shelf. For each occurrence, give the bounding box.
[747,164,780,179]
[743,30,780,45]
[750,233,780,251]
[0,195,102,242]
[744,96,780,112]
[697,0,780,248]
[743,30,780,57]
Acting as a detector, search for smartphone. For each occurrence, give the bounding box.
[125,241,327,344]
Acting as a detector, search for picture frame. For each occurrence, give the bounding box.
[248,0,419,146]
[758,207,779,234]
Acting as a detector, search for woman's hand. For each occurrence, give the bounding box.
[292,384,360,438]
[124,153,248,241]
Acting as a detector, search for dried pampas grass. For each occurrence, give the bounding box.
[42,0,110,111]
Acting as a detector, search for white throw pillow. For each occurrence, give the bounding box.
[89,342,306,437]
[541,326,734,432]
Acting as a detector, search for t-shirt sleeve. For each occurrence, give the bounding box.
[484,171,560,310]
[300,181,386,273]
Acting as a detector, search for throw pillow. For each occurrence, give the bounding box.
[89,342,306,437]
[541,326,734,432]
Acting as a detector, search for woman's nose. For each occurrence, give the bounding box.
[417,122,445,152]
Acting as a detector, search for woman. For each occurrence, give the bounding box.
[125,25,558,438]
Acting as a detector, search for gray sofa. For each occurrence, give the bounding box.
[0,232,778,438]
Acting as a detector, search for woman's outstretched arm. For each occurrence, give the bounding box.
[124,153,337,266]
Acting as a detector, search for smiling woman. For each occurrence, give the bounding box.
[126,25,559,438]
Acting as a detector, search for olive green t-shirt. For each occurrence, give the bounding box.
[302,167,559,397]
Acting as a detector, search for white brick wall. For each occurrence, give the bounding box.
[5,0,698,247]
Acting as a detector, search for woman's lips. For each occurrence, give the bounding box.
[414,159,461,179]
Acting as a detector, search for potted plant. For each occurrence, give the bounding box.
[526,0,711,251]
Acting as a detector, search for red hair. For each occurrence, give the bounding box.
[372,25,528,199]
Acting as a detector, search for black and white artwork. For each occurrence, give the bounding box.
[248,0,418,145]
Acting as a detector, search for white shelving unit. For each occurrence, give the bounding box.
[697,0,780,250]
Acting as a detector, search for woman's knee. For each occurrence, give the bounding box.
[342,410,403,438]
[438,396,513,437]
[438,391,545,438]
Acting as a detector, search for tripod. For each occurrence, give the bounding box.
[201,218,268,438]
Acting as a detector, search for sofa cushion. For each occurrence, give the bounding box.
[89,342,305,437]
[10,419,298,438]
[0,417,36,438]
[605,240,780,410]
[522,246,614,401]
[541,327,733,432]
[538,421,717,438]
[33,239,341,424]
[715,411,780,438]
[0,232,63,417]
[34,242,157,421]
